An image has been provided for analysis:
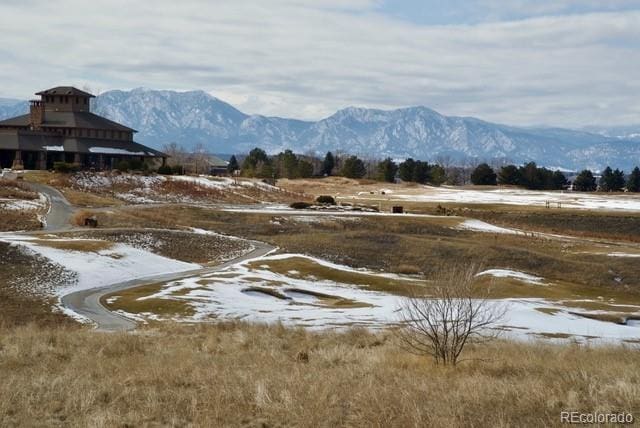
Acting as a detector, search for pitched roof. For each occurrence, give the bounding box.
[0,114,29,127]
[36,86,95,98]
[0,130,165,157]
[0,111,137,132]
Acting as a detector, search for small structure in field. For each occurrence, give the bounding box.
[84,216,98,228]
[392,206,404,214]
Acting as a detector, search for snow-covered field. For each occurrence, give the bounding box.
[346,185,640,212]
[132,254,404,328]
[0,193,47,211]
[113,252,640,343]
[0,233,200,296]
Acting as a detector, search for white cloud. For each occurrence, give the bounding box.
[0,0,638,127]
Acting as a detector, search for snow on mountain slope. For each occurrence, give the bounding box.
[1,88,638,170]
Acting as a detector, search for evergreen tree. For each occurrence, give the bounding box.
[297,159,314,178]
[498,165,520,185]
[599,167,625,191]
[470,163,497,186]
[242,147,270,176]
[573,169,597,191]
[412,161,431,184]
[297,159,313,178]
[551,170,568,190]
[398,158,416,182]
[612,168,626,191]
[429,165,447,186]
[377,158,398,182]
[322,152,335,176]
[518,162,541,189]
[257,161,275,179]
[227,155,239,174]
[599,166,614,191]
[627,167,640,192]
[340,156,367,179]
[277,149,299,179]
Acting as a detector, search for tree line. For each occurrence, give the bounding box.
[234,148,455,186]
[470,162,640,192]
[165,143,640,192]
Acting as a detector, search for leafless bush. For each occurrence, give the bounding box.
[396,264,505,365]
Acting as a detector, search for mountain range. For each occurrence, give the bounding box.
[1,88,639,170]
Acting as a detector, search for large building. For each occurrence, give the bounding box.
[0,86,165,170]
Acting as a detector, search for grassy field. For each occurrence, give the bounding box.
[24,171,309,207]
[81,205,640,294]
[0,242,75,328]
[0,322,638,427]
[0,178,45,231]
[2,176,640,425]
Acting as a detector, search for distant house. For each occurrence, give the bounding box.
[208,155,229,176]
[180,154,229,176]
[0,86,166,170]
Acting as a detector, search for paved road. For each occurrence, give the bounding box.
[60,241,275,332]
[27,182,76,231]
[22,180,276,331]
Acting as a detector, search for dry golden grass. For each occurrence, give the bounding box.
[0,322,639,427]
[72,209,95,227]
[104,283,196,317]
[61,188,124,207]
[0,179,38,200]
[75,205,640,302]
[31,238,115,253]
[0,208,42,232]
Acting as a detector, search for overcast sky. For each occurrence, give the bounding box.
[1,0,639,127]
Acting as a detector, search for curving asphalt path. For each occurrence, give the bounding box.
[24,179,275,332]
[60,241,275,332]
[27,182,76,231]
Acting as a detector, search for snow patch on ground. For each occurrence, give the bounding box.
[0,193,47,211]
[112,253,640,342]
[0,234,200,296]
[456,219,519,234]
[478,269,546,285]
[608,252,640,258]
[130,255,404,329]
[360,186,640,212]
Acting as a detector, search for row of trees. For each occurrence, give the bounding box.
[471,162,640,192]
[168,143,640,192]
[238,149,453,186]
[239,148,315,179]
[471,162,568,190]
[574,167,640,192]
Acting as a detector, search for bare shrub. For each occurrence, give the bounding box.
[73,210,95,227]
[396,264,505,365]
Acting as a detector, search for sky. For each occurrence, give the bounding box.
[0,0,639,128]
